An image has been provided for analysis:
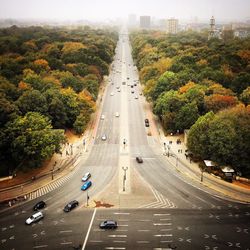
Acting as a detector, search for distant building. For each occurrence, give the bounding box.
[167,18,178,34]
[234,29,250,38]
[128,14,137,27]
[140,16,151,29]
[208,16,222,40]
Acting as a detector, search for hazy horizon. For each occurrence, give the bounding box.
[0,0,250,22]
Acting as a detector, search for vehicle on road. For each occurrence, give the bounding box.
[63,200,79,212]
[25,211,44,225]
[33,201,46,211]
[99,220,118,229]
[110,92,114,96]
[101,134,107,141]
[81,181,92,191]
[145,119,149,127]
[82,172,91,182]
[136,156,143,163]
[115,112,120,117]
[101,114,105,120]
[131,90,134,94]
[135,95,138,99]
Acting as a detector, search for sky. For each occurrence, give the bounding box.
[0,0,249,22]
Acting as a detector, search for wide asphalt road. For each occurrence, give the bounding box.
[0,30,249,250]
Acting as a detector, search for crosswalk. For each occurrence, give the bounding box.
[139,186,176,209]
[28,170,76,200]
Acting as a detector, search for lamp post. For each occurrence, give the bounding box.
[167,145,170,157]
[122,167,128,191]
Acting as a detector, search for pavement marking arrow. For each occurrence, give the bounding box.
[178,238,184,242]
[185,227,189,231]
[40,231,45,235]
[212,235,218,240]
[2,227,7,231]
[205,246,210,250]
[186,239,192,243]
[1,239,7,244]
[227,242,233,247]
[204,234,209,239]
[236,243,241,248]
[213,247,218,250]
[9,236,15,240]
[9,225,14,229]
[244,228,249,234]
[236,227,241,233]
[33,234,38,238]
[177,226,182,230]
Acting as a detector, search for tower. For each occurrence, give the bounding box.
[208,16,216,40]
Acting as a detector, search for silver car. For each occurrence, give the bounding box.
[25,211,44,225]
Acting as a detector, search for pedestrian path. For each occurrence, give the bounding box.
[28,169,77,200]
[139,186,176,209]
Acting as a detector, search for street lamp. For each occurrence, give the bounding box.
[122,167,128,191]
[167,145,170,157]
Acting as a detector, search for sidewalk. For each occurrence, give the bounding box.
[0,78,108,210]
[141,94,250,204]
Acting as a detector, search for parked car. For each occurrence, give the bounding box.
[81,181,92,191]
[136,156,143,163]
[99,220,118,229]
[63,200,79,212]
[82,172,91,182]
[25,211,44,225]
[101,114,105,120]
[135,95,138,99]
[131,90,134,94]
[110,92,114,96]
[33,201,46,211]
[101,134,107,141]
[115,112,120,117]
[145,119,149,127]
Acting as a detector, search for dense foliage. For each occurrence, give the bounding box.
[0,26,117,175]
[130,30,250,176]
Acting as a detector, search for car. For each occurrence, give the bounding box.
[81,181,92,191]
[25,211,44,225]
[63,200,79,212]
[101,114,105,120]
[99,220,118,229]
[33,201,46,211]
[116,86,120,89]
[131,90,134,94]
[145,119,149,127]
[101,134,107,141]
[82,172,91,182]
[131,85,134,88]
[135,95,138,99]
[122,81,126,85]
[117,89,121,92]
[136,156,143,163]
[110,92,114,96]
[115,112,120,117]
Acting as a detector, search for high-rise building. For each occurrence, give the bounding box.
[140,16,151,29]
[167,18,178,34]
[208,16,222,40]
[128,14,137,27]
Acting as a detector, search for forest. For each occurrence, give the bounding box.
[0,25,118,175]
[130,30,250,177]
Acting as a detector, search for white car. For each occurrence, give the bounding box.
[135,95,138,99]
[25,211,44,225]
[115,112,120,117]
[82,172,91,182]
[101,134,107,141]
[101,114,105,120]
[110,92,114,96]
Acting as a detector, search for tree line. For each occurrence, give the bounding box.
[0,25,118,175]
[130,30,250,177]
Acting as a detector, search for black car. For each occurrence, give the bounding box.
[63,200,79,212]
[136,156,143,163]
[145,119,150,127]
[33,201,46,211]
[99,220,118,229]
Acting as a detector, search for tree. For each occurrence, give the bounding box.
[240,86,250,105]
[187,112,215,159]
[4,112,65,169]
[15,89,48,115]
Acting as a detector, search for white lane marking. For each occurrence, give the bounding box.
[113,241,126,243]
[114,212,130,215]
[105,247,126,250]
[108,235,127,238]
[154,223,172,226]
[59,230,72,233]
[117,229,128,232]
[160,229,172,231]
[33,245,48,249]
[137,241,149,243]
[119,224,128,227]
[154,214,171,216]
[82,208,96,250]
[138,229,150,232]
[136,219,150,222]
[89,240,103,243]
[160,240,173,243]
[60,242,72,245]
[160,218,171,221]
[154,234,173,237]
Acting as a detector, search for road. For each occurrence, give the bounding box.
[0,30,249,250]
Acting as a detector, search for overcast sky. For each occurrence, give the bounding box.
[0,0,249,22]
